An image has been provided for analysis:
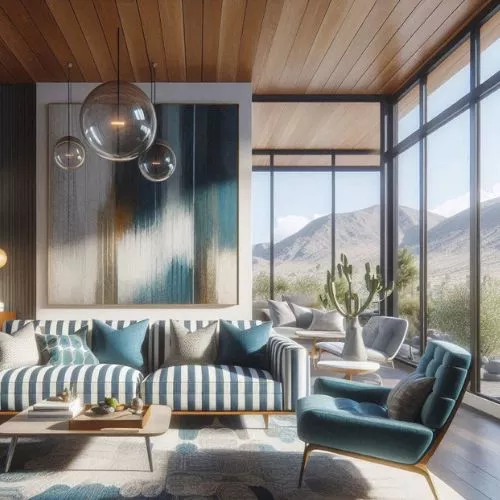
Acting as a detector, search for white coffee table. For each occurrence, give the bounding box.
[317,360,381,384]
[0,404,171,473]
[295,330,345,365]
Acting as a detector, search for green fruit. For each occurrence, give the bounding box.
[105,397,119,409]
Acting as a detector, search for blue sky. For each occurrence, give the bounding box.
[253,34,500,245]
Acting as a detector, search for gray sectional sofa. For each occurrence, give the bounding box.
[0,319,309,415]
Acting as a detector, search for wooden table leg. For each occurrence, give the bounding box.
[145,436,153,472]
[310,340,317,366]
[5,436,18,472]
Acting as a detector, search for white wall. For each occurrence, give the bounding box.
[36,83,252,320]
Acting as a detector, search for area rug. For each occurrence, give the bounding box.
[0,415,462,499]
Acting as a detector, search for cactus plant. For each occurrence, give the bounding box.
[319,253,394,319]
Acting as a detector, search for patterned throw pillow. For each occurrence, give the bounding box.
[0,322,40,370]
[36,327,99,366]
[164,320,218,366]
[387,375,435,422]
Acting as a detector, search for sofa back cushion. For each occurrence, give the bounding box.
[415,340,471,429]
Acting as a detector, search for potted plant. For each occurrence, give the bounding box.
[319,254,394,361]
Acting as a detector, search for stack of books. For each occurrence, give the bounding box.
[27,398,83,419]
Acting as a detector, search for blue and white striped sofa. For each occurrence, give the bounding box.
[0,319,309,415]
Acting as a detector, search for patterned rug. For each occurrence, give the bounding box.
[0,415,462,499]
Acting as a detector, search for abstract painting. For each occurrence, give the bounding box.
[48,103,238,305]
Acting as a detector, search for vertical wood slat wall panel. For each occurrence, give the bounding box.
[0,84,36,318]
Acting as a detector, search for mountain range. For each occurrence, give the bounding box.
[253,199,500,287]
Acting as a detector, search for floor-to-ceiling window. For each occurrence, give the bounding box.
[252,100,383,308]
[393,4,500,403]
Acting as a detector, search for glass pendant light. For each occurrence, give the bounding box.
[79,29,156,162]
[54,63,86,171]
[138,63,176,182]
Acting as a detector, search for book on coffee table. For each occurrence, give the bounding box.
[28,398,83,419]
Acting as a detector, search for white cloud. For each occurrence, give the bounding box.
[430,183,500,217]
[274,213,326,242]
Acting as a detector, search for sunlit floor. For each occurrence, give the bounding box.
[295,339,500,500]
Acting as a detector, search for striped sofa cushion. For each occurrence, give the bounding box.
[150,320,263,371]
[0,364,143,411]
[142,364,282,411]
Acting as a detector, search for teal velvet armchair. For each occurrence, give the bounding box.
[296,340,471,499]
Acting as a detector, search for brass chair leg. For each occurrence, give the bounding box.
[414,464,439,500]
[298,444,313,488]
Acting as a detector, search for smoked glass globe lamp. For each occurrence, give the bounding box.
[80,81,157,162]
[138,140,176,182]
[54,136,86,170]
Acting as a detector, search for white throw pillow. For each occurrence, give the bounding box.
[267,299,296,327]
[308,309,345,332]
[0,322,40,370]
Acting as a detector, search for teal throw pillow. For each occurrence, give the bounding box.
[36,327,99,366]
[217,320,271,370]
[92,319,149,372]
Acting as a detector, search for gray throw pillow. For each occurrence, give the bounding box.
[288,302,313,329]
[267,299,296,327]
[0,322,40,370]
[308,309,345,332]
[387,375,435,422]
[164,320,218,366]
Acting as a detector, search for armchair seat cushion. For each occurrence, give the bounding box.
[142,364,283,411]
[297,394,434,465]
[0,364,143,411]
[317,341,388,363]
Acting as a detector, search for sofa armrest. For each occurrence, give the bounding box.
[314,376,391,405]
[268,334,310,411]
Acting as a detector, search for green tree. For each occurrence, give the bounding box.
[396,248,418,292]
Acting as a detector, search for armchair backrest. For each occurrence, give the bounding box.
[415,340,471,430]
[362,316,408,360]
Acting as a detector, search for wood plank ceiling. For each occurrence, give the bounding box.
[0,0,493,94]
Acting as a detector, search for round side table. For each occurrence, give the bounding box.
[294,330,345,366]
[317,360,382,385]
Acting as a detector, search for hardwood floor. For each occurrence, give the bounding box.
[308,344,500,500]
[431,407,500,500]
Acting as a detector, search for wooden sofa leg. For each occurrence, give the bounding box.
[415,464,439,500]
[298,444,313,488]
[263,414,269,429]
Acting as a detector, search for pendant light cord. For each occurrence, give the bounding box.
[116,27,120,154]
[67,63,71,138]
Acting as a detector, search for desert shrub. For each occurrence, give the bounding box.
[398,295,420,342]
[429,279,500,357]
[252,272,326,305]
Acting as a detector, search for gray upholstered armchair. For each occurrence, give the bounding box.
[296,340,471,499]
[316,316,408,366]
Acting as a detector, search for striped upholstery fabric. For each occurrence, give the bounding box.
[0,364,143,411]
[1,319,309,413]
[142,364,282,411]
[268,334,310,411]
